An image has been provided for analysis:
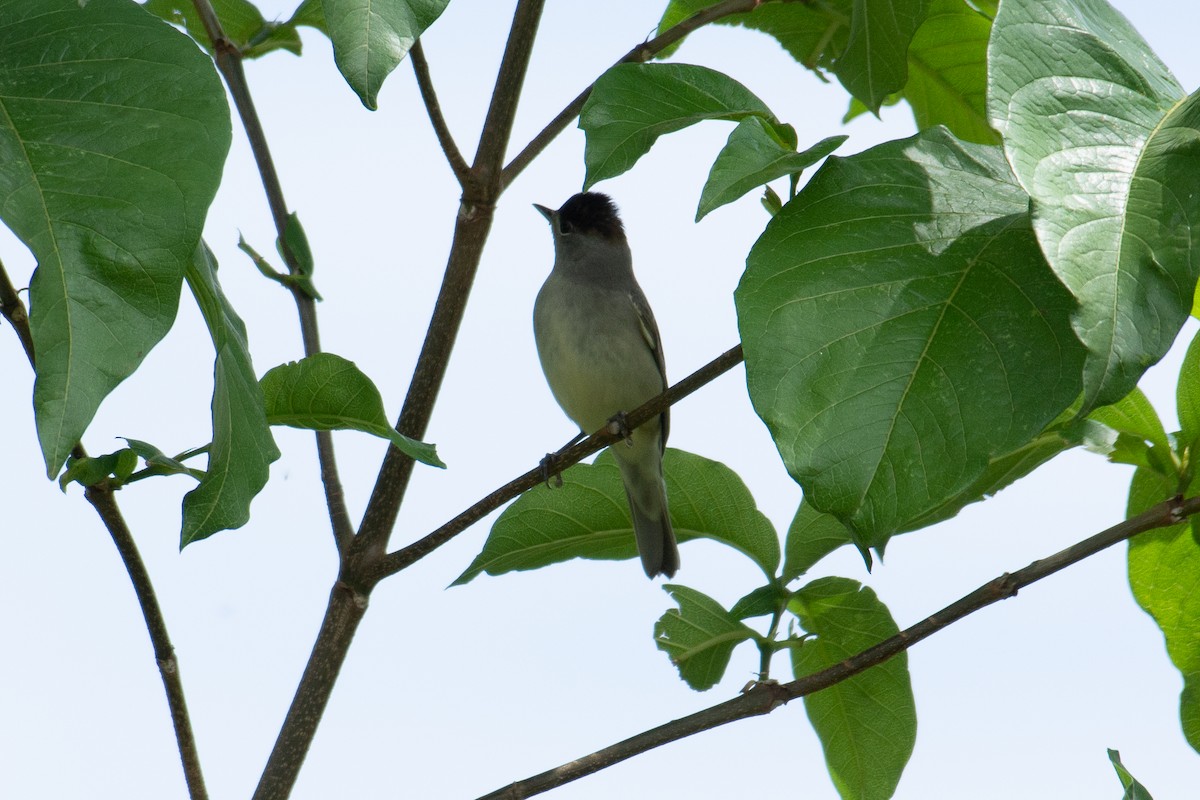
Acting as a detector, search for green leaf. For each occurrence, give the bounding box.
[321,0,449,109]
[729,584,788,620]
[783,501,854,583]
[898,423,1076,534]
[1108,749,1155,800]
[1089,389,1171,455]
[697,120,845,220]
[736,127,1084,547]
[579,63,775,188]
[834,0,930,114]
[453,449,779,584]
[58,448,139,492]
[1127,467,1200,755]
[122,437,206,480]
[656,0,852,73]
[182,244,280,545]
[142,0,304,58]
[1177,332,1200,458]
[901,0,998,144]
[655,585,758,691]
[989,0,1200,410]
[290,0,327,32]
[277,212,322,300]
[790,577,915,800]
[0,0,231,477]
[260,352,443,467]
[1086,388,1177,477]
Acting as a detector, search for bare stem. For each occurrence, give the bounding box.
[411,42,470,186]
[476,494,1200,800]
[189,0,354,549]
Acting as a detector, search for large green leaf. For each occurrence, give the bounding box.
[1126,467,1200,755]
[259,353,442,467]
[988,0,1200,410]
[655,585,758,691]
[0,0,230,477]
[142,0,305,58]
[579,63,775,188]
[834,0,929,114]
[453,449,779,583]
[182,244,279,545]
[737,127,1083,547]
[321,0,449,109]
[791,577,915,800]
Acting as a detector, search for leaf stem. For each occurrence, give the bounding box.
[189,0,354,549]
[411,41,470,186]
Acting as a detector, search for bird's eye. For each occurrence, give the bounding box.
[558,219,574,235]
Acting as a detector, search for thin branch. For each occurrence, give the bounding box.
[0,258,35,364]
[190,0,354,551]
[477,493,1200,800]
[86,484,210,800]
[3,258,209,799]
[500,0,767,188]
[354,0,548,563]
[367,345,744,583]
[411,41,470,186]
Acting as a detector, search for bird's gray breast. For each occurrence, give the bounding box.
[534,272,664,435]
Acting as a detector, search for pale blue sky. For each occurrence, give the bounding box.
[2,1,1198,798]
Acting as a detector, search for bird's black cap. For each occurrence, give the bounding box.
[554,192,625,240]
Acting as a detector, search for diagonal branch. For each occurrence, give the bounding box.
[367,345,744,583]
[476,493,1200,800]
[411,41,470,186]
[1,258,209,800]
[500,0,769,188]
[189,0,354,551]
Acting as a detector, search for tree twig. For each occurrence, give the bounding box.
[367,345,744,583]
[189,0,354,551]
[500,0,767,188]
[476,493,1200,800]
[86,484,210,800]
[411,41,470,186]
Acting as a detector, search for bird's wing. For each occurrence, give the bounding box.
[629,289,669,448]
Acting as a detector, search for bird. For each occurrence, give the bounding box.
[532,192,679,578]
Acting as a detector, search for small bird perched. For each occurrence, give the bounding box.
[533,192,679,578]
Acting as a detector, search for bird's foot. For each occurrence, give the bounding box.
[606,411,634,447]
[539,452,564,489]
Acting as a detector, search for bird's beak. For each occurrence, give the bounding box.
[533,203,555,224]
